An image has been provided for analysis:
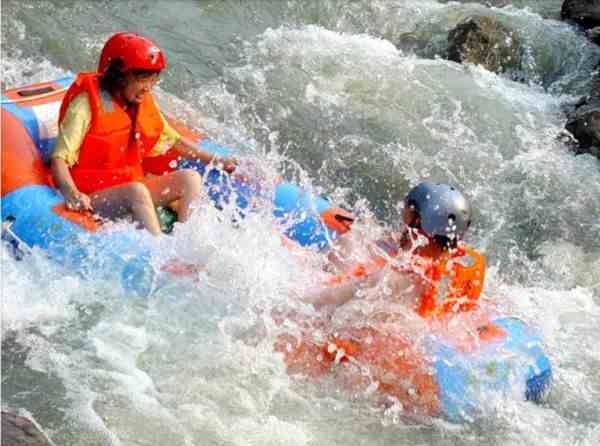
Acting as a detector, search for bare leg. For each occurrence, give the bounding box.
[143,169,203,222]
[90,182,161,235]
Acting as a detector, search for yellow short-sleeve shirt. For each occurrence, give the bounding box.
[52,92,181,167]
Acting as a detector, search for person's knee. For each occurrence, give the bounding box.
[178,169,203,191]
[126,182,154,206]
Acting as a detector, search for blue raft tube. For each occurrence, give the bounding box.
[0,77,552,421]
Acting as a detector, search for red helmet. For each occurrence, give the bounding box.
[98,32,166,74]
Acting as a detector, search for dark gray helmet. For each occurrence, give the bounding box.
[404,182,472,241]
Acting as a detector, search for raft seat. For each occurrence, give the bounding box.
[0,77,73,163]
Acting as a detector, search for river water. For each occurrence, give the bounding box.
[2,1,600,445]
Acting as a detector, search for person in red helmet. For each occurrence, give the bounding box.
[51,32,237,235]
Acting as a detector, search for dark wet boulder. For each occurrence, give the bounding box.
[565,62,600,157]
[447,16,522,74]
[1,411,53,446]
[561,0,600,30]
[566,99,600,157]
[589,26,600,44]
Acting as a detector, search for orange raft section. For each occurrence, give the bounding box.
[275,324,442,415]
[274,309,511,419]
[1,80,102,231]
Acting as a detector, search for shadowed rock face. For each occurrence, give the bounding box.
[562,0,600,30]
[447,16,522,74]
[1,411,53,446]
[588,26,600,44]
[565,63,600,157]
[560,2,600,157]
[566,101,600,156]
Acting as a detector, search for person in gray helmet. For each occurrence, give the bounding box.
[403,181,472,249]
[300,182,486,317]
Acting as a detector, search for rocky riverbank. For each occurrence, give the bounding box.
[443,0,600,157]
[562,0,600,155]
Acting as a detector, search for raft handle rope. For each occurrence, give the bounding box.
[334,214,354,223]
[17,86,56,97]
[0,86,68,105]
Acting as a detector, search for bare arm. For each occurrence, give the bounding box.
[300,268,386,307]
[173,136,238,173]
[300,280,359,307]
[325,232,357,271]
[51,158,92,211]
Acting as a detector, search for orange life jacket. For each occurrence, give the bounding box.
[58,72,164,194]
[416,245,486,317]
[325,242,486,318]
